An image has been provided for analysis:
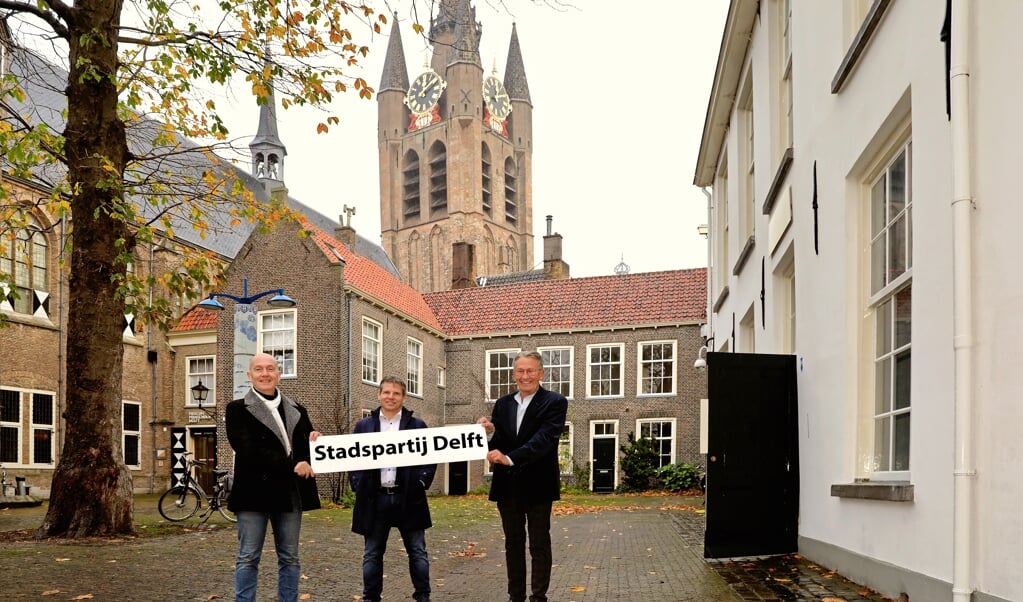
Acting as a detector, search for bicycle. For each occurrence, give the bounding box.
[158,451,236,523]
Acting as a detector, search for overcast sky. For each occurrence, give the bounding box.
[219,1,729,278]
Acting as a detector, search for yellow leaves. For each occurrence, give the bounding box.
[570,586,586,592]
[299,594,312,600]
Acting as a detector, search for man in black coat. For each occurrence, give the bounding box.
[350,376,437,602]
[226,353,320,602]
[478,351,568,602]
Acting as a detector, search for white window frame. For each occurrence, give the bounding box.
[123,400,142,469]
[636,340,676,396]
[436,366,446,388]
[558,422,573,475]
[739,72,756,243]
[778,0,793,153]
[586,343,624,399]
[0,214,48,315]
[637,418,677,468]
[0,388,21,465]
[186,355,216,408]
[539,346,573,399]
[407,337,424,397]
[362,318,382,385]
[258,308,297,377]
[486,348,520,402]
[864,140,912,480]
[30,391,55,466]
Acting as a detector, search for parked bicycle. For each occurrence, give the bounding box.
[158,451,236,523]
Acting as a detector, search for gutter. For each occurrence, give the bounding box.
[949,1,975,600]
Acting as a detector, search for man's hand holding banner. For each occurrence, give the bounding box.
[310,423,489,473]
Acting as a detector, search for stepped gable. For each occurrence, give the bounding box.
[424,268,707,336]
[299,217,443,331]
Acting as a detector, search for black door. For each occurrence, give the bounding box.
[592,438,616,493]
[704,352,799,558]
[448,461,468,495]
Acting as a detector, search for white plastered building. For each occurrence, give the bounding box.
[693,1,1023,601]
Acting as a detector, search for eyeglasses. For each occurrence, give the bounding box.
[513,368,540,376]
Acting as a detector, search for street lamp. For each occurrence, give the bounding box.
[190,380,214,419]
[197,278,296,311]
[199,277,297,399]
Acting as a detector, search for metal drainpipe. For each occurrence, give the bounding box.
[701,187,714,338]
[949,1,975,599]
[148,241,157,494]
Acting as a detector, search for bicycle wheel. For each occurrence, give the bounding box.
[158,486,201,521]
[216,501,237,523]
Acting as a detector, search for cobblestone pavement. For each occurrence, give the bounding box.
[0,495,892,601]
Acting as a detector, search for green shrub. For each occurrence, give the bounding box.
[657,462,704,493]
[616,433,660,493]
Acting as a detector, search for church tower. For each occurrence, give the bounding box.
[378,0,534,292]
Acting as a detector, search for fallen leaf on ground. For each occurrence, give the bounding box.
[55,558,70,562]
[71,596,94,600]
[299,594,312,600]
[571,586,586,592]
[41,590,62,596]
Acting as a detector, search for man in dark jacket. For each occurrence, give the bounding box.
[350,376,437,602]
[226,353,320,602]
[478,351,568,602]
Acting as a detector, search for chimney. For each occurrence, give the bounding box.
[335,204,357,250]
[451,242,476,289]
[543,215,570,280]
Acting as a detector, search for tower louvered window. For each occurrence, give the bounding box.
[481,143,492,215]
[429,141,447,215]
[504,156,517,223]
[402,151,421,218]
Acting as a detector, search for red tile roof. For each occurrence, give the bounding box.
[172,218,707,338]
[423,268,707,336]
[171,306,219,331]
[300,218,444,331]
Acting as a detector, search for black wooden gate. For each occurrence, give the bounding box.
[704,352,799,558]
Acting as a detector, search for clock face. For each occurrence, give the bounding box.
[406,70,446,115]
[483,76,512,120]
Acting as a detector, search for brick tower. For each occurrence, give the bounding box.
[378,0,534,292]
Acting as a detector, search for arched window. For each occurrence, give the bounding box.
[428,141,447,216]
[402,150,421,219]
[504,156,518,224]
[1,213,48,315]
[481,143,493,216]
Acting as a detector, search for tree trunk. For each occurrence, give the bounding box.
[39,0,135,538]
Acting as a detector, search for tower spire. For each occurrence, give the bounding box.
[249,54,287,188]
[449,0,481,68]
[379,12,410,94]
[504,23,531,104]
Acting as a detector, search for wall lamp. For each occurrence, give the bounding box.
[190,379,214,419]
[693,337,715,369]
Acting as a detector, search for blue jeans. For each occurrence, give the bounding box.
[235,508,303,602]
[362,492,430,601]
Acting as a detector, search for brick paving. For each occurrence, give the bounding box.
[0,495,892,601]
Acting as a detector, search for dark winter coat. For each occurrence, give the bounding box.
[225,389,321,513]
[487,386,568,504]
[350,406,436,535]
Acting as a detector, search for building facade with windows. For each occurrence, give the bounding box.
[694,1,1023,600]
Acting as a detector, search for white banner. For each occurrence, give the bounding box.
[310,423,489,473]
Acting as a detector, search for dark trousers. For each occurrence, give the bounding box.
[498,497,553,602]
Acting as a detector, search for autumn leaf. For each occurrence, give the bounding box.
[299,594,312,600]
[570,586,586,592]
[55,558,71,562]
[41,590,62,596]
[71,596,94,600]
